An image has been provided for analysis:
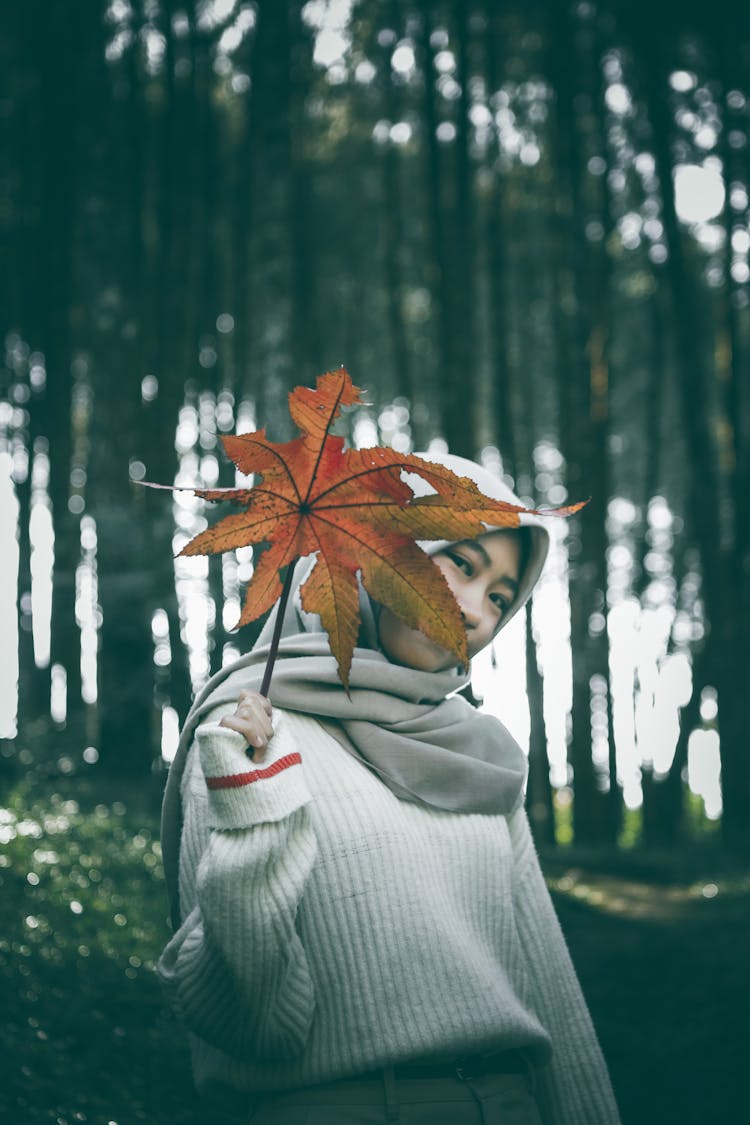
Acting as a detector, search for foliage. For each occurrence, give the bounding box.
[0,772,214,1124]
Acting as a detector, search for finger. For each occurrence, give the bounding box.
[219,720,266,762]
[238,700,274,739]
[259,711,275,738]
[244,712,273,749]
[237,689,272,714]
[219,714,258,740]
[220,714,268,751]
[236,695,270,718]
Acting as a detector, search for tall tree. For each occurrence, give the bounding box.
[482,2,515,469]
[378,4,414,405]
[445,0,477,457]
[34,1,109,740]
[631,17,750,852]
[85,12,159,775]
[416,1,455,448]
[546,2,604,844]
[248,0,297,434]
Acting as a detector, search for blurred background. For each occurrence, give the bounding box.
[1,1,748,1122]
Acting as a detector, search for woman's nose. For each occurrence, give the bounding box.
[459,602,481,630]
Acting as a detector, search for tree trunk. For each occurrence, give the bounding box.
[483,2,515,469]
[416,1,455,449]
[546,2,603,845]
[637,28,749,853]
[249,0,296,436]
[444,0,476,457]
[526,605,556,845]
[380,4,413,407]
[36,1,107,742]
[83,20,157,775]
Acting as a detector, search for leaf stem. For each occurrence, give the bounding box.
[259,562,297,697]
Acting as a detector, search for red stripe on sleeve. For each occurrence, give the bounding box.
[206,751,302,790]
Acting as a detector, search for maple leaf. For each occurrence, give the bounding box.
[144,367,584,690]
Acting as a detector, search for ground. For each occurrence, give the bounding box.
[1,768,747,1125]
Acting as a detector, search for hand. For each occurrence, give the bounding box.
[219,690,274,760]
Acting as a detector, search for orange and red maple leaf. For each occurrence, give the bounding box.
[148,368,583,688]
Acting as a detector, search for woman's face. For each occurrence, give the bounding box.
[377,532,522,672]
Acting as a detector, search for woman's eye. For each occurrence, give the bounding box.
[448,552,472,575]
[491,594,509,614]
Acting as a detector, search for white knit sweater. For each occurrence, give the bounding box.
[157,706,620,1124]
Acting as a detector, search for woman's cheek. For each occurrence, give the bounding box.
[432,555,455,587]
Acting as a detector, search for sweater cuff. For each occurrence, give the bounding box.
[197,712,312,829]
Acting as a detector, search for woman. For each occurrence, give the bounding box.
[157,453,621,1124]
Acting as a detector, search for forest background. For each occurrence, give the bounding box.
[1,0,748,1122]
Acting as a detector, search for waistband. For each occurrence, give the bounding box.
[389,1047,530,1082]
[256,1049,534,1107]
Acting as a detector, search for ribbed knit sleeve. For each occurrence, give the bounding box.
[156,710,318,1062]
[508,807,621,1125]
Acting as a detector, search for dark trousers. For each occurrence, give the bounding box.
[247,1068,544,1124]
